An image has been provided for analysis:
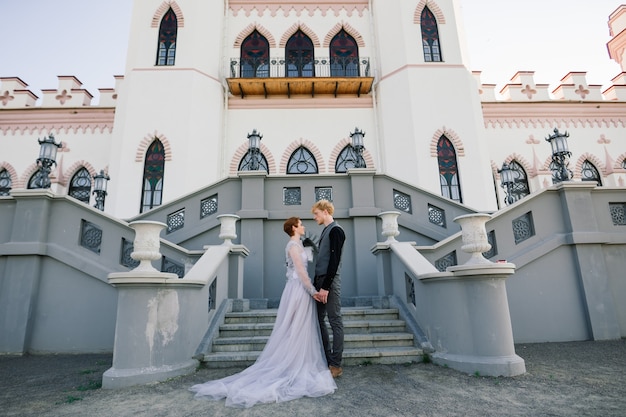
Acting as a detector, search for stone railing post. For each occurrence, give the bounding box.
[103,221,201,389]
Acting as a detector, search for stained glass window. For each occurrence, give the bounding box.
[286,30,314,77]
[141,140,165,213]
[156,8,177,66]
[421,7,442,62]
[0,169,11,196]
[330,29,359,77]
[437,136,462,202]
[241,30,270,78]
[287,146,318,174]
[581,160,602,186]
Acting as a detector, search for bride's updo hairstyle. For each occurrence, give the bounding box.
[283,217,300,236]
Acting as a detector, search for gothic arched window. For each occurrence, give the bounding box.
[330,29,359,77]
[287,146,318,174]
[506,160,531,203]
[156,8,177,66]
[437,136,462,202]
[285,30,314,77]
[69,167,92,203]
[421,7,442,62]
[581,160,602,186]
[335,145,364,173]
[241,30,270,78]
[141,140,165,213]
[0,169,11,196]
[238,152,269,173]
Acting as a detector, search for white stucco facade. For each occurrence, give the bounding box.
[1,0,625,218]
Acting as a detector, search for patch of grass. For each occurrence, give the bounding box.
[61,395,82,404]
[95,359,109,366]
[359,360,373,366]
[80,369,98,375]
[76,379,102,391]
[421,353,432,364]
[473,371,481,377]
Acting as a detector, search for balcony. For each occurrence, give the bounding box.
[227,56,374,98]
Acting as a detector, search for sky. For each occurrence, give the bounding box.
[1,0,622,102]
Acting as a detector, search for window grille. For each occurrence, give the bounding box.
[80,220,102,254]
[0,169,11,196]
[393,190,412,213]
[69,167,91,203]
[513,212,535,244]
[581,160,602,186]
[287,146,318,174]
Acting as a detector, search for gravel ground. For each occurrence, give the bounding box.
[1,340,625,417]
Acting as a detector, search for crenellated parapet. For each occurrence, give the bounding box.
[475,71,626,103]
[0,75,122,109]
[0,77,38,107]
[0,75,120,136]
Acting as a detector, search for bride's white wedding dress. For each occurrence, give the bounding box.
[190,240,336,408]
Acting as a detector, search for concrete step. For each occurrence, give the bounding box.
[217,319,409,338]
[201,305,423,368]
[202,346,423,368]
[223,307,402,324]
[211,332,415,352]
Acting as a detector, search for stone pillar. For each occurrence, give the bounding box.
[421,213,525,377]
[102,221,201,389]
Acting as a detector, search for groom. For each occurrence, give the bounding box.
[311,199,346,378]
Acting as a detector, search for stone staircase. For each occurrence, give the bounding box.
[200,306,423,368]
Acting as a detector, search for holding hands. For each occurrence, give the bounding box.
[313,288,329,304]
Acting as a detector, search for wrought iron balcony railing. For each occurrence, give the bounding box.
[229,56,371,79]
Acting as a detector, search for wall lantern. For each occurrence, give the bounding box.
[247,129,263,170]
[33,134,63,189]
[545,128,572,183]
[349,127,366,168]
[498,162,515,205]
[93,170,110,211]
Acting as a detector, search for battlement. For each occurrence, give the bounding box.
[0,75,123,109]
[2,70,626,110]
[474,71,626,102]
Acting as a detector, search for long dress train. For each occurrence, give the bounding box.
[189,240,336,408]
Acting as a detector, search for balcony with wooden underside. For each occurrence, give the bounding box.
[226,56,374,98]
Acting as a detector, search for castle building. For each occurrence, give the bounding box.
[1,1,626,362]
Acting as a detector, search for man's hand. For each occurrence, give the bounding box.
[317,288,329,304]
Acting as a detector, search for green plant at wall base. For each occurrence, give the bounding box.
[474,371,481,377]
[422,353,432,364]
[62,395,82,404]
[76,379,102,391]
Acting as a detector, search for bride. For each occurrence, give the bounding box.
[189,217,337,408]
